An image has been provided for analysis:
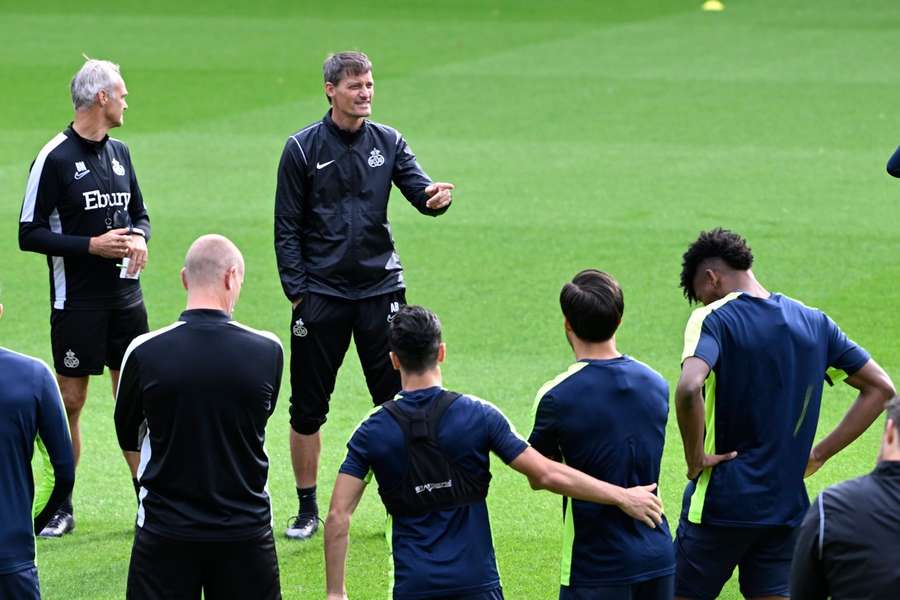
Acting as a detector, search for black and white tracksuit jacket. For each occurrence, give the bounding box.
[18,124,151,310]
[274,111,449,302]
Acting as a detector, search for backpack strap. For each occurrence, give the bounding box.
[382,390,462,442]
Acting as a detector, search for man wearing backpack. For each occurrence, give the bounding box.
[323,305,665,600]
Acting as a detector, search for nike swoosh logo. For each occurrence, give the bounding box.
[74,170,90,180]
[316,160,335,170]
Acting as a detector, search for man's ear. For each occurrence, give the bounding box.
[563,317,573,333]
[436,343,446,364]
[180,268,188,291]
[324,82,335,100]
[887,418,897,447]
[224,266,238,290]
[389,351,400,371]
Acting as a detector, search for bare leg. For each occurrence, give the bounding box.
[290,428,321,488]
[57,374,90,466]
[110,369,141,476]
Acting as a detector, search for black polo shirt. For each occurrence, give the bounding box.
[114,309,283,541]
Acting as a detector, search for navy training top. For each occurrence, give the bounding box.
[0,348,74,575]
[680,292,870,527]
[529,356,675,587]
[339,386,528,599]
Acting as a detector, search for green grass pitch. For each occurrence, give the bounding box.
[2,0,899,597]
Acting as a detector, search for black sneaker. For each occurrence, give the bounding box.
[285,513,321,540]
[38,510,75,538]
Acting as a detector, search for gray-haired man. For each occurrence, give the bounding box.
[18,57,151,536]
[274,51,454,539]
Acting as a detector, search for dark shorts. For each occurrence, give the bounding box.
[51,303,148,376]
[127,527,281,600]
[674,518,797,600]
[0,566,40,600]
[560,575,674,600]
[289,290,405,435]
[404,586,503,600]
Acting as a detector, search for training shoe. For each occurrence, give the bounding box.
[285,513,321,540]
[38,510,75,538]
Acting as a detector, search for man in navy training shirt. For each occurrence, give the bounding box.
[324,305,665,600]
[0,301,75,598]
[18,58,151,536]
[790,394,900,599]
[674,228,895,600]
[115,235,283,600]
[275,51,455,540]
[530,269,675,600]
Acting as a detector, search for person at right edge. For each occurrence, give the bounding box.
[673,228,895,600]
[790,394,900,599]
[886,145,899,177]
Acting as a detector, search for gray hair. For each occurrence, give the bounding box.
[70,59,123,111]
[888,396,900,436]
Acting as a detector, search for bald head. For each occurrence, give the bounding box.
[183,234,244,289]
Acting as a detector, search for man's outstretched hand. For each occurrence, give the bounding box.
[425,182,454,210]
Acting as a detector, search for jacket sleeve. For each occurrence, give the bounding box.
[32,361,75,533]
[19,154,92,256]
[391,134,448,217]
[274,138,309,301]
[114,342,145,452]
[789,495,829,600]
[125,146,151,240]
[887,146,900,178]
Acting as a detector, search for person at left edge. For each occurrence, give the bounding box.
[275,51,454,540]
[115,235,283,600]
[0,302,75,599]
[18,57,151,537]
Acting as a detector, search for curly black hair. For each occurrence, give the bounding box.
[680,228,753,303]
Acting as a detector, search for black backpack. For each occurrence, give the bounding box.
[378,391,492,517]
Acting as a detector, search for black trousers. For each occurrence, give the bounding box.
[126,527,281,600]
[289,290,405,434]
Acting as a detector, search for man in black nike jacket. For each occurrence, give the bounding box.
[274,50,454,540]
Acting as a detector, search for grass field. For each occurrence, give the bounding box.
[2,0,899,597]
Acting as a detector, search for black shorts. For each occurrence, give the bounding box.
[126,527,281,600]
[0,566,40,600]
[560,576,673,600]
[674,518,797,599]
[289,290,405,435]
[51,303,148,376]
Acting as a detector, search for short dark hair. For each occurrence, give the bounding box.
[389,305,442,373]
[559,270,624,343]
[680,228,754,304]
[887,396,900,436]
[323,51,371,104]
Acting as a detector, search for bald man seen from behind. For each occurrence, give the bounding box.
[114,234,284,600]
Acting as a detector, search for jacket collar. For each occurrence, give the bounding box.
[179,308,231,323]
[66,122,109,153]
[874,460,900,478]
[322,110,367,145]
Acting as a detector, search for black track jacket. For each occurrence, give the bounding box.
[19,124,151,310]
[274,112,449,302]
[790,461,900,599]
